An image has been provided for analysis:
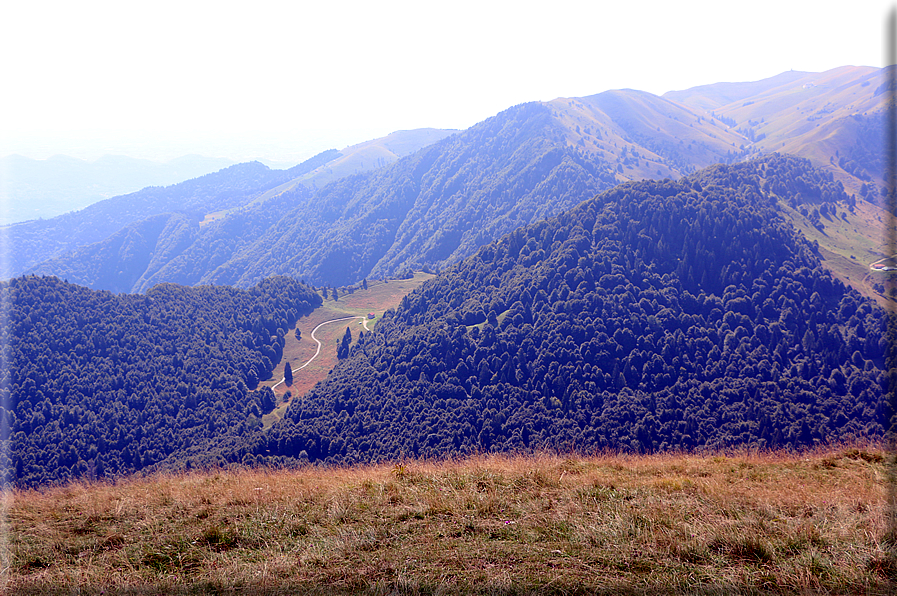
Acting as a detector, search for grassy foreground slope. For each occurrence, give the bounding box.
[5,447,893,594]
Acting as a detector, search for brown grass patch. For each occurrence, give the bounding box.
[4,446,894,594]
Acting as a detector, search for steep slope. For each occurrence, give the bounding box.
[264,156,890,464]
[25,67,890,297]
[198,74,881,290]
[128,93,747,290]
[203,102,618,287]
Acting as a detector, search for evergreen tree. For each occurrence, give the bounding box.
[337,326,352,359]
[284,361,293,386]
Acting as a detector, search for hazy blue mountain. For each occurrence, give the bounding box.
[1,153,235,225]
[9,150,339,280]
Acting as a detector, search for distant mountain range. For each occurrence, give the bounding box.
[13,66,890,301]
[0,154,235,225]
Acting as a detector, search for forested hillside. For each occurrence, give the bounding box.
[29,188,316,294]
[202,102,621,287]
[2,275,321,487]
[265,155,892,464]
[4,156,891,488]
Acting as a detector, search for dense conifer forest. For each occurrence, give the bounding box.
[2,276,320,487]
[265,155,892,464]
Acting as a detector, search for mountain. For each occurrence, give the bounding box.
[34,92,749,292]
[4,157,891,487]
[0,153,235,225]
[21,67,891,299]
[6,150,339,280]
[263,155,890,464]
[9,129,456,288]
[665,65,883,194]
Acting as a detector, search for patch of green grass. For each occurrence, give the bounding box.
[776,197,889,304]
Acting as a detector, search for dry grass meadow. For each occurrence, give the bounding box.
[3,446,895,595]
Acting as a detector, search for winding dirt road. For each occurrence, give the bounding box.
[272,315,369,389]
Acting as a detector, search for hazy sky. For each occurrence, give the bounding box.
[2,0,892,165]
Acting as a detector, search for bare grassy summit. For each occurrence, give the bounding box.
[4,447,894,595]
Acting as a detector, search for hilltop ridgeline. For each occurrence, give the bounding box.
[24,67,886,293]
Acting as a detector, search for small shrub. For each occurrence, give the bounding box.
[201,525,237,551]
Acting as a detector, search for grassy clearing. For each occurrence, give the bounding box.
[4,446,894,594]
[777,198,891,305]
[259,274,434,427]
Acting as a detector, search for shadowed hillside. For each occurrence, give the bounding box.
[3,275,321,488]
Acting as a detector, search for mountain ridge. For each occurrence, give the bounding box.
[20,66,891,301]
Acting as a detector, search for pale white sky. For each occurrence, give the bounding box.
[1,0,892,164]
